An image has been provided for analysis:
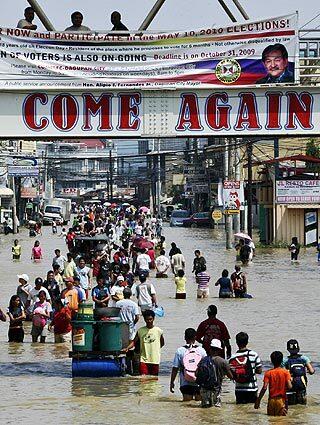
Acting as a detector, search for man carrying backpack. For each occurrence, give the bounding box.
[283,339,315,405]
[230,266,247,298]
[196,339,233,408]
[170,328,206,401]
[229,332,262,404]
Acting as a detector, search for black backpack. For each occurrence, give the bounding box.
[287,356,307,392]
[196,356,218,390]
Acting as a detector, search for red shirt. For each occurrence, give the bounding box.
[196,317,230,355]
[52,306,72,335]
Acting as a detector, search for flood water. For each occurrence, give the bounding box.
[0,225,319,424]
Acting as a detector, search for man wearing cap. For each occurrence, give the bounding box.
[16,274,32,309]
[108,275,126,307]
[61,278,82,316]
[283,339,315,405]
[196,305,231,358]
[196,338,233,408]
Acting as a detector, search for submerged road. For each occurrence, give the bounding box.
[0,225,319,424]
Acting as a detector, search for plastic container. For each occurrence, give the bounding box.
[77,302,94,321]
[97,318,123,351]
[72,358,125,377]
[72,320,95,352]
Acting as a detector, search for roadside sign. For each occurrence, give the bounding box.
[224,209,240,215]
[212,210,223,221]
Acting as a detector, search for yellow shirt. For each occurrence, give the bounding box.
[137,326,163,365]
[175,276,186,293]
[12,245,22,256]
[64,260,76,278]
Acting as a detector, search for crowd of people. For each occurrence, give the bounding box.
[0,201,316,417]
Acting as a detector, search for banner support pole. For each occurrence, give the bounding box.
[27,0,55,31]
[138,0,167,31]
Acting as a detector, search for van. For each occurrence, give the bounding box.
[169,210,190,227]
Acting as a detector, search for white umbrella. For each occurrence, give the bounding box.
[234,232,252,241]
[103,201,111,206]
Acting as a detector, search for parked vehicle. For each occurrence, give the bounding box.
[43,198,71,225]
[169,209,190,227]
[183,212,212,228]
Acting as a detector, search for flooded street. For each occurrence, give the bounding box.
[0,225,319,425]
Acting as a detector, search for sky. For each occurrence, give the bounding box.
[1,0,319,31]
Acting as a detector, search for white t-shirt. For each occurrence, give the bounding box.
[132,282,156,307]
[171,253,185,273]
[108,285,124,307]
[17,19,34,28]
[135,225,143,235]
[116,299,140,340]
[64,25,91,32]
[136,253,151,271]
[155,255,170,273]
[76,266,91,290]
[28,286,51,305]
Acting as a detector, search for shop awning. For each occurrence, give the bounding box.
[0,187,13,197]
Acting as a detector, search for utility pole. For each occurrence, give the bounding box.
[156,138,161,216]
[225,138,233,249]
[109,150,113,202]
[10,176,18,234]
[234,139,241,234]
[247,140,253,238]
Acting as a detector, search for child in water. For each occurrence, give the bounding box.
[12,239,22,261]
[289,237,300,263]
[31,240,43,262]
[175,269,186,299]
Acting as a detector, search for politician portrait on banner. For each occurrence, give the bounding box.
[0,14,297,89]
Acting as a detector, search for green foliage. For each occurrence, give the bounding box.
[305,139,320,172]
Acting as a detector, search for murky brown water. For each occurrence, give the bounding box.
[0,225,319,424]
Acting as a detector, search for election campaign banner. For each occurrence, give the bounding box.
[0,14,297,89]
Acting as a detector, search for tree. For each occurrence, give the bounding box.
[305,139,320,173]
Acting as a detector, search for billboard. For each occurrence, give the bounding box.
[0,87,318,137]
[218,181,245,212]
[0,14,297,89]
[276,180,320,204]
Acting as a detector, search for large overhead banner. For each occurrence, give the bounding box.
[0,87,319,137]
[0,14,297,89]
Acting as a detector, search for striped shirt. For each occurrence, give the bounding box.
[196,271,211,289]
[229,349,262,392]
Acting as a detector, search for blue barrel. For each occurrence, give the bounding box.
[72,358,125,377]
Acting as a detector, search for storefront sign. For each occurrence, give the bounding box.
[276,180,320,203]
[21,187,37,198]
[0,14,297,89]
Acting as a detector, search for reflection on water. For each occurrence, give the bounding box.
[0,226,319,424]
